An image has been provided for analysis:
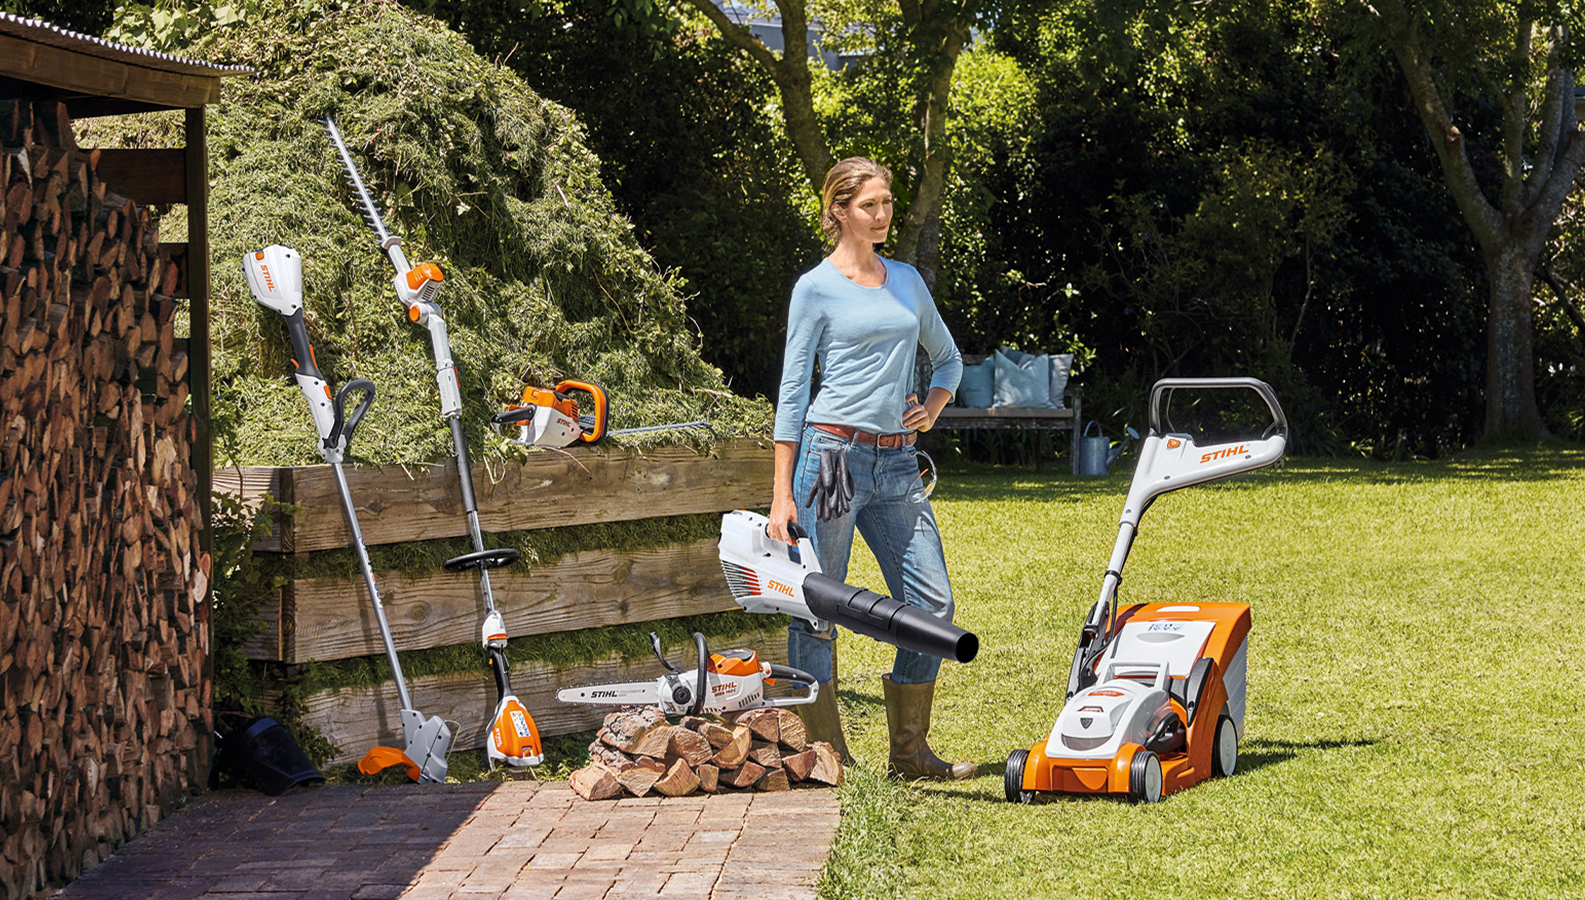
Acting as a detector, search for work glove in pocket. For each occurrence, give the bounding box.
[805,447,854,521]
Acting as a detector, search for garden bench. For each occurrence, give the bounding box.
[921,353,1084,473]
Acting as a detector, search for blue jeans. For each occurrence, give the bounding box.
[788,424,955,685]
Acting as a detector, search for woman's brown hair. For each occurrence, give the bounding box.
[820,157,893,249]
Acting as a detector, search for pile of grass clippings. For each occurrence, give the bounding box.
[91,0,771,467]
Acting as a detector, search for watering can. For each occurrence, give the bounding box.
[1075,422,1138,476]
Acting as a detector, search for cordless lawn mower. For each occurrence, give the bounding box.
[1004,377,1287,804]
[557,632,819,716]
[243,244,453,783]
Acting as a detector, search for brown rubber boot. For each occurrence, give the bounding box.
[882,675,977,780]
[795,677,853,765]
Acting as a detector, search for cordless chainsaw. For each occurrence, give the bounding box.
[557,632,819,716]
[325,116,543,769]
[491,379,710,449]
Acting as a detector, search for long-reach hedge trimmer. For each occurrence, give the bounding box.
[242,244,453,783]
[324,117,543,768]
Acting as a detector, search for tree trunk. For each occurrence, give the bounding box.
[1485,245,1545,437]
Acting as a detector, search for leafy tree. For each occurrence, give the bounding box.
[678,0,984,287]
[1358,0,1585,440]
[0,0,113,33]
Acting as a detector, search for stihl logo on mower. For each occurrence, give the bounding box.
[768,579,795,597]
[1200,444,1248,464]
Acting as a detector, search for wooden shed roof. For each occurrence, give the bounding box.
[0,13,247,116]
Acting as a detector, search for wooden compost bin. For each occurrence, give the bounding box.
[0,14,244,900]
[214,438,776,764]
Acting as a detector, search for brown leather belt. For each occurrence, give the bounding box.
[812,423,916,448]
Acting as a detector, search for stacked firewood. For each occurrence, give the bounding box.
[570,706,844,800]
[1,99,208,899]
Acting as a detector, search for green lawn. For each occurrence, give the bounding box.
[818,446,1585,900]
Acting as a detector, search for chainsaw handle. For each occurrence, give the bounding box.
[555,379,607,443]
[690,632,709,717]
[766,663,818,686]
[762,664,820,707]
[332,378,377,450]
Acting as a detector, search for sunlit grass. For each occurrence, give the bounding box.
[819,446,1585,899]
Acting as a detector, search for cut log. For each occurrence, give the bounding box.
[774,708,807,752]
[696,764,719,794]
[748,741,781,770]
[681,716,739,749]
[667,728,714,767]
[757,767,790,792]
[569,763,623,801]
[723,760,766,789]
[711,725,752,768]
[806,742,845,786]
[630,724,677,760]
[652,759,700,798]
[730,708,779,743]
[782,749,816,783]
[588,741,637,772]
[599,706,668,755]
[615,757,666,798]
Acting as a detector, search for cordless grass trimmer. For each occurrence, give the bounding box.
[324,117,543,768]
[242,244,453,783]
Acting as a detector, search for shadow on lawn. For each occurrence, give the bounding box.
[902,736,1380,804]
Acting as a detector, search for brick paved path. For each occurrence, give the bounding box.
[52,782,841,900]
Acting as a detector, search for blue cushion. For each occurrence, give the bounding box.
[956,359,994,408]
[1049,353,1074,408]
[993,350,1056,408]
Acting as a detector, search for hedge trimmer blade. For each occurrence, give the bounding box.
[323,116,393,248]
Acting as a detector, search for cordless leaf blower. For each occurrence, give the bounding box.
[325,117,542,768]
[717,511,979,663]
[242,244,453,784]
[1004,377,1287,804]
[557,632,819,716]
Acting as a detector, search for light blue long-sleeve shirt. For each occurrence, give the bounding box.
[774,257,963,442]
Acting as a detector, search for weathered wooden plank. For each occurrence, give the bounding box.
[299,623,789,765]
[247,537,741,663]
[218,438,772,553]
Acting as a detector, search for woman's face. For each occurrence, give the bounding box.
[835,179,894,246]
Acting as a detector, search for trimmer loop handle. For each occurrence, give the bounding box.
[329,378,377,451]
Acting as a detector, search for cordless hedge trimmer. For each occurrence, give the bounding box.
[324,117,542,768]
[490,379,710,449]
[242,244,453,783]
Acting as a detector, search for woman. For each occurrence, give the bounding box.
[769,157,974,780]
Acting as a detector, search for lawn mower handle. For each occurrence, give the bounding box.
[1147,377,1287,437]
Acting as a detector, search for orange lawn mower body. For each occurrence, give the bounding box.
[1005,378,1287,804]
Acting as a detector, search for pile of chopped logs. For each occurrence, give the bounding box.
[570,706,844,800]
[2,99,208,898]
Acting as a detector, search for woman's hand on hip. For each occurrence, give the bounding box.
[903,393,935,432]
